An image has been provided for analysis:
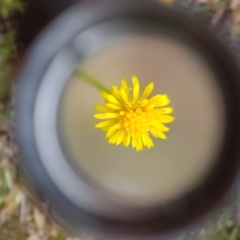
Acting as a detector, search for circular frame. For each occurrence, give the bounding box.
[13,0,240,238]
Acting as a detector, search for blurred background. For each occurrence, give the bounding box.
[2,0,240,239]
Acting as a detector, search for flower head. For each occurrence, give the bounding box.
[94,76,174,152]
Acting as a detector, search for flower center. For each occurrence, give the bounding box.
[121,105,151,134]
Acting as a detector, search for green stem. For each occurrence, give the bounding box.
[75,70,110,93]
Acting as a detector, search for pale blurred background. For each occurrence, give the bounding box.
[61,34,224,207]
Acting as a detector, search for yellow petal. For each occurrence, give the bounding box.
[132,133,136,148]
[140,99,148,107]
[121,78,129,91]
[151,121,169,131]
[160,115,175,123]
[149,94,170,107]
[142,82,154,99]
[145,133,154,148]
[119,111,126,116]
[111,85,122,101]
[162,125,170,132]
[100,91,109,101]
[141,134,147,146]
[101,125,113,131]
[108,131,121,144]
[120,87,129,102]
[106,103,122,110]
[106,123,121,138]
[159,107,173,114]
[116,130,125,145]
[94,113,120,119]
[132,76,139,102]
[153,108,173,116]
[95,120,117,129]
[150,128,167,139]
[123,132,131,147]
[94,104,110,112]
[149,94,160,103]
[145,104,155,111]
[135,133,143,151]
[103,93,121,105]
[158,94,170,107]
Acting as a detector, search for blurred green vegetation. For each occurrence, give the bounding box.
[204,209,239,240]
[193,0,227,12]
[0,0,21,125]
[0,0,23,18]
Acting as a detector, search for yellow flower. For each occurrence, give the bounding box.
[94,76,174,152]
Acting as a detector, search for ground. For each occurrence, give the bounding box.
[1,0,240,239]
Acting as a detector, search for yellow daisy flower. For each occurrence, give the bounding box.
[94,76,174,152]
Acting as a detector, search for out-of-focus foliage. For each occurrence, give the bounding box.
[0,29,16,64]
[0,2,81,240]
[0,0,23,18]
[0,0,21,125]
[0,29,15,112]
[193,0,227,12]
[204,209,239,240]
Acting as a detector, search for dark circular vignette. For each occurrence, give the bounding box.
[13,0,240,239]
